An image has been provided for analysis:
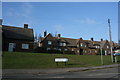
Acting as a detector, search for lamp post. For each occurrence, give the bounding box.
[108,18,113,63]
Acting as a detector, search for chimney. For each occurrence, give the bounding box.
[80,37,83,40]
[58,34,61,37]
[101,38,103,41]
[91,37,94,41]
[0,19,2,25]
[24,24,28,28]
[44,30,47,37]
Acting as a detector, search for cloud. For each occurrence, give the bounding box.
[79,18,97,24]
[21,2,33,17]
[54,24,64,32]
[5,2,34,27]
[7,2,33,18]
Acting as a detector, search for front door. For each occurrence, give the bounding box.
[8,43,14,52]
[80,49,83,55]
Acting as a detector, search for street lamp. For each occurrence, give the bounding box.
[108,18,114,63]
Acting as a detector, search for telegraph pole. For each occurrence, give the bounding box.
[100,45,103,65]
[108,18,113,63]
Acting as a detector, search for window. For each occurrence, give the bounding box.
[63,43,66,46]
[65,49,67,51]
[77,50,79,53]
[60,43,66,46]
[77,44,79,47]
[60,43,63,46]
[85,45,87,47]
[47,48,51,51]
[72,48,74,51]
[54,48,57,50]
[107,46,109,48]
[95,50,97,53]
[58,49,61,51]
[80,43,83,47]
[22,44,29,49]
[84,50,86,53]
[98,46,100,48]
[48,41,52,45]
[90,50,91,53]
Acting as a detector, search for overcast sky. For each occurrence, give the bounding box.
[2,2,118,42]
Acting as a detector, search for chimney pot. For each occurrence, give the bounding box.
[0,19,2,25]
[44,30,47,37]
[58,34,61,37]
[101,38,103,41]
[91,37,94,41]
[24,24,28,28]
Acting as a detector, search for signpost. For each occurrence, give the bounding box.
[55,58,68,66]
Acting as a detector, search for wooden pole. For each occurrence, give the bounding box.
[108,18,113,63]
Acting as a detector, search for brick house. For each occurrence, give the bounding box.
[38,31,118,55]
[2,24,34,52]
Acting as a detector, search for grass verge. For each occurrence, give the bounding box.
[2,52,115,69]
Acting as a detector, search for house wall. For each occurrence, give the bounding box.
[2,38,34,52]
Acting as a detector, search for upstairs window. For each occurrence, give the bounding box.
[60,43,66,46]
[63,43,66,46]
[60,43,63,46]
[80,43,83,47]
[107,45,109,48]
[48,41,52,45]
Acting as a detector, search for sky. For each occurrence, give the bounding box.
[2,2,118,43]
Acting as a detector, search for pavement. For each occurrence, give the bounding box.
[3,64,120,74]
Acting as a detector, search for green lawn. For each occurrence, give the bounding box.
[2,52,115,69]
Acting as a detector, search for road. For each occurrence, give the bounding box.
[2,67,120,79]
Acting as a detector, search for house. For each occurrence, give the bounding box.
[38,31,118,55]
[2,23,34,52]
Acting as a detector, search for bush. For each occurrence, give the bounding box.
[63,51,75,55]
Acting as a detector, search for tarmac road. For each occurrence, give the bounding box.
[2,65,120,79]
[38,67,119,78]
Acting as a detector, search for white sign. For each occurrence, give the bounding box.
[55,58,68,62]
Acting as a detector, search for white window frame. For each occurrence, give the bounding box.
[96,46,97,48]
[107,45,109,48]
[72,48,74,51]
[22,44,29,49]
[77,44,79,47]
[63,43,66,46]
[95,50,97,53]
[80,43,83,47]
[48,41,52,45]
